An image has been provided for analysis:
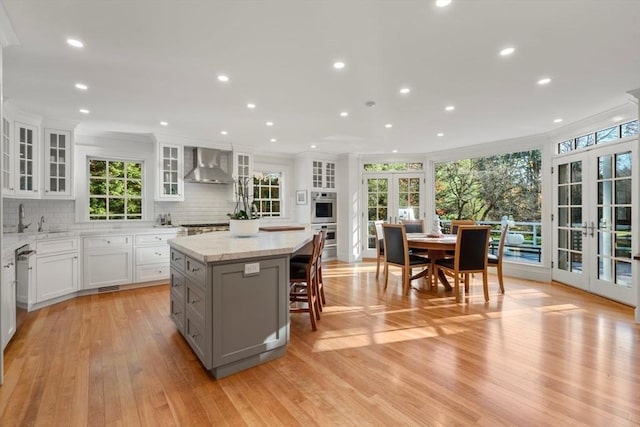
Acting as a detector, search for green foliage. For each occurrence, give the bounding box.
[228,177,258,220]
[363,163,423,172]
[88,159,143,221]
[435,150,541,222]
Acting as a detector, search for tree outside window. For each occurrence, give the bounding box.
[89,159,143,220]
[253,172,281,217]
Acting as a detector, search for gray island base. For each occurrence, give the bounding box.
[168,229,314,379]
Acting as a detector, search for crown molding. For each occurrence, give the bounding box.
[0,4,19,47]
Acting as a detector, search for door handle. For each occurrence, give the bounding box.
[582,222,588,236]
[589,221,596,237]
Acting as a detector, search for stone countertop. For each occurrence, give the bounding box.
[168,228,315,263]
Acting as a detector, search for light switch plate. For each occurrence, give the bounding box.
[244,262,260,275]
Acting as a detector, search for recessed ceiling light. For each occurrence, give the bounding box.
[75,83,88,90]
[612,116,623,122]
[247,103,256,109]
[270,138,277,143]
[385,123,393,128]
[266,121,274,126]
[435,0,452,7]
[217,75,229,82]
[66,38,84,48]
[79,109,90,114]
[553,118,563,123]
[537,77,552,85]
[445,105,455,111]
[340,111,349,117]
[311,144,317,149]
[399,87,411,95]
[437,132,444,137]
[220,130,228,135]
[333,61,345,69]
[160,121,168,126]
[499,47,515,56]
[392,149,398,153]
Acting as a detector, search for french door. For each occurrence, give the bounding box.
[552,141,637,305]
[363,173,424,257]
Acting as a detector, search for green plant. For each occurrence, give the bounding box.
[228,177,258,220]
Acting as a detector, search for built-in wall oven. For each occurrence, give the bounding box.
[311,224,337,260]
[311,191,337,224]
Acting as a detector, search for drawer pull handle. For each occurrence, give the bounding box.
[172,282,180,288]
[190,333,198,339]
[190,299,199,304]
[173,310,181,315]
[3,262,13,268]
[155,252,162,256]
[174,256,182,261]
[191,267,199,272]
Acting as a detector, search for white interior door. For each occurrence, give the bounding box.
[363,173,424,258]
[552,141,636,305]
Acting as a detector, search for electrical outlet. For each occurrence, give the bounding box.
[244,262,260,275]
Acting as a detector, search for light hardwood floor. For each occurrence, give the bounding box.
[1,261,639,426]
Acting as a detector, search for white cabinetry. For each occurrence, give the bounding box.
[134,230,179,282]
[2,116,14,195]
[156,142,184,201]
[83,235,133,289]
[43,128,73,198]
[34,237,79,302]
[14,121,39,198]
[312,160,336,189]
[2,252,16,349]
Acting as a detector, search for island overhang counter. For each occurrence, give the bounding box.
[167,228,314,379]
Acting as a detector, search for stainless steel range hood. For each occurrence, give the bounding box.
[184,147,234,184]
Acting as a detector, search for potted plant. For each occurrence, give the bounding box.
[228,177,260,237]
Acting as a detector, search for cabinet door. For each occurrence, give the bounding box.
[325,161,336,189]
[2,258,16,349]
[312,160,323,188]
[35,252,78,302]
[157,143,183,201]
[83,247,133,289]
[43,128,72,198]
[2,116,14,195]
[14,121,39,197]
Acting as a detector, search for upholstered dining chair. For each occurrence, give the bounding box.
[434,225,491,303]
[450,219,476,234]
[401,219,425,233]
[382,223,431,294]
[373,220,386,279]
[488,224,509,294]
[289,233,322,330]
[291,229,327,311]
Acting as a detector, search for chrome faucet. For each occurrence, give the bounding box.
[38,215,45,232]
[18,203,31,233]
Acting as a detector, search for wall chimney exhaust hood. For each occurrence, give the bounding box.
[184,147,234,184]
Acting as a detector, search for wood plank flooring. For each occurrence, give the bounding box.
[1,261,639,426]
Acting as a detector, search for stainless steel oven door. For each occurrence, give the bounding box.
[311,191,337,223]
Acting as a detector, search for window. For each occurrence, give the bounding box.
[557,120,639,154]
[253,171,281,217]
[88,159,143,220]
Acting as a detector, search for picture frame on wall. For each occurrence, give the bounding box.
[296,190,307,205]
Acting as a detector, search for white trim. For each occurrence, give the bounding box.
[0,4,19,47]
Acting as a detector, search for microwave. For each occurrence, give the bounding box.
[311,191,337,223]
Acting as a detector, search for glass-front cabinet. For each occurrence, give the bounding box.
[43,128,72,198]
[156,143,184,201]
[2,116,13,195]
[312,160,336,189]
[14,121,39,198]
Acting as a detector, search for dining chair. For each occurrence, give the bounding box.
[289,233,322,330]
[291,229,327,311]
[434,225,491,302]
[401,219,425,233]
[488,224,509,294]
[450,219,476,234]
[382,223,431,294]
[373,220,386,279]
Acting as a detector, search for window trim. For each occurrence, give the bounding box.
[87,156,144,221]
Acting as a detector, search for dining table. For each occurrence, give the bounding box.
[406,233,457,292]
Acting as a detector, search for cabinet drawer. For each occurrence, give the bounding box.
[170,270,186,299]
[170,249,185,273]
[185,282,206,323]
[185,316,208,368]
[136,245,170,265]
[185,257,205,284]
[135,263,170,283]
[135,233,178,245]
[170,292,185,334]
[84,235,132,249]
[35,237,78,255]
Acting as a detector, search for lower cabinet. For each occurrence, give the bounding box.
[134,230,178,283]
[83,235,133,289]
[2,252,16,349]
[34,237,79,303]
[169,248,289,378]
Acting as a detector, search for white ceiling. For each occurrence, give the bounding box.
[2,0,640,155]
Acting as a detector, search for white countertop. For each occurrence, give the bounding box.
[168,228,315,263]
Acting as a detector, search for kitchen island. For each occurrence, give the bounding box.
[167,228,314,378]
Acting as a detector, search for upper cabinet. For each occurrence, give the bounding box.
[312,159,336,190]
[156,142,184,201]
[235,152,252,181]
[14,121,39,198]
[43,128,73,198]
[2,116,14,195]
